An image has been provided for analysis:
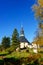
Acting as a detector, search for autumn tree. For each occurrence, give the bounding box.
[32,0,43,46]
[32,0,43,22]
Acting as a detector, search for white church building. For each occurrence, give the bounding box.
[18,27,38,53]
[19,27,32,49]
[16,27,38,53]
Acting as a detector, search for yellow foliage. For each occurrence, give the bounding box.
[32,0,43,21]
[32,0,43,46]
[39,23,43,28]
[33,36,43,46]
[38,0,43,7]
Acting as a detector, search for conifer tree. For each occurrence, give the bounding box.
[12,28,19,50]
[1,36,10,49]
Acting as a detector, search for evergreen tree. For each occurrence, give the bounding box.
[12,28,20,50]
[1,36,10,49]
[0,44,2,51]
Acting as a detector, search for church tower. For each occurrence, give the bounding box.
[20,27,25,37]
[19,27,30,49]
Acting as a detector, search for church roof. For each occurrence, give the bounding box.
[19,27,30,44]
[19,36,30,44]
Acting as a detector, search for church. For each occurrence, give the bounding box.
[19,27,32,49]
[16,27,38,53]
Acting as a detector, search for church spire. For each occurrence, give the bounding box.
[20,26,25,37]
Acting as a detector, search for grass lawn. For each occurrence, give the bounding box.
[0,51,43,65]
[6,51,30,59]
[0,50,43,59]
[0,51,8,55]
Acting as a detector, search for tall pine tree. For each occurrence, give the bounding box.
[1,36,10,49]
[12,28,20,50]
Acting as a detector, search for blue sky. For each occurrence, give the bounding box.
[0,0,37,43]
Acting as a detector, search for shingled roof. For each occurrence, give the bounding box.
[19,27,30,44]
[19,36,30,43]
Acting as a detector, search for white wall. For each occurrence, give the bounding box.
[20,42,29,48]
[20,43,24,48]
[25,43,28,47]
[28,45,32,48]
[33,49,38,53]
[32,44,37,48]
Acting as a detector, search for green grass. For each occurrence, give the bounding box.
[0,51,43,65]
[0,51,8,55]
[6,51,30,59]
[0,50,43,60]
